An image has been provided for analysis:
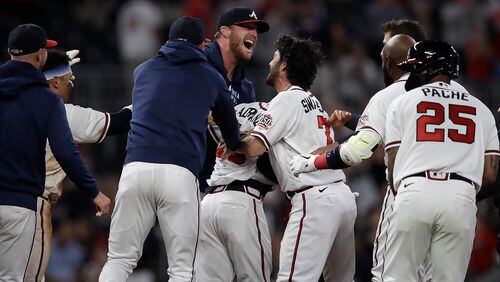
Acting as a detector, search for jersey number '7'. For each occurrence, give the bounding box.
[317,116,333,145]
[416,101,476,144]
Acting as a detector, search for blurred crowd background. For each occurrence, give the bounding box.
[2,0,500,281]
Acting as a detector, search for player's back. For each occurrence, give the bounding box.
[253,87,345,192]
[388,81,497,187]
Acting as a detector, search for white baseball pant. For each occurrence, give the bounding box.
[277,181,357,282]
[372,187,433,282]
[381,176,476,282]
[0,205,36,282]
[195,189,272,281]
[99,162,200,282]
[25,197,52,282]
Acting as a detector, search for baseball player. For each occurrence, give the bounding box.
[289,20,436,282]
[200,7,270,191]
[195,102,276,281]
[383,40,499,281]
[236,35,356,282]
[99,17,241,282]
[23,49,132,282]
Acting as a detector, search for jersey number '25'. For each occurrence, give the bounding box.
[416,101,476,144]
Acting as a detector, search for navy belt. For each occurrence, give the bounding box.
[210,179,270,200]
[285,180,344,200]
[403,171,473,185]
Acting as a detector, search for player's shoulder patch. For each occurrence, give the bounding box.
[257,113,273,130]
[357,114,369,128]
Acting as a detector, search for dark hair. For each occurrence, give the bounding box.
[276,35,323,91]
[42,49,70,72]
[381,19,427,42]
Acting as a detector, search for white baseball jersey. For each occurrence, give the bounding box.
[208,102,273,187]
[252,86,345,192]
[45,104,109,198]
[386,81,500,189]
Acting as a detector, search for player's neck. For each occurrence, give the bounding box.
[218,40,238,81]
[429,74,451,85]
[275,79,292,93]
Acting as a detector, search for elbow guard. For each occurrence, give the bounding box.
[339,129,381,166]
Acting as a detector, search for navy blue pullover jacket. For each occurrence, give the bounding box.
[124,41,240,177]
[199,41,257,189]
[0,60,99,211]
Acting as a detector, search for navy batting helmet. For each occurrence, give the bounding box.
[397,40,459,79]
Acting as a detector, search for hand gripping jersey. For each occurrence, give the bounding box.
[208,102,274,187]
[252,86,345,191]
[44,104,109,200]
[386,81,500,190]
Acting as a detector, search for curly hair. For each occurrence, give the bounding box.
[276,35,323,91]
[381,19,427,42]
[42,49,70,72]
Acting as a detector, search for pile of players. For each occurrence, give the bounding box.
[0,6,498,282]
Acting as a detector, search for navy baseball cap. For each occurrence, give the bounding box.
[8,24,57,56]
[217,7,270,33]
[169,16,205,45]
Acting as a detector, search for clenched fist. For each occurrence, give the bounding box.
[92,191,111,217]
[289,154,319,177]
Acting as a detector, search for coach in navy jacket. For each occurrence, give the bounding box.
[124,19,240,178]
[0,25,108,211]
[199,7,270,190]
[0,24,110,281]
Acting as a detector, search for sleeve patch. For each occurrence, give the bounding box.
[257,114,273,130]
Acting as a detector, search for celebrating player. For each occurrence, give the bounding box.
[236,35,357,281]
[99,16,241,281]
[200,7,270,191]
[288,19,433,281]
[195,102,276,281]
[24,48,132,282]
[0,24,110,281]
[383,40,499,281]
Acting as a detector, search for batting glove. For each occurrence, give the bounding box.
[290,154,319,177]
[66,50,81,66]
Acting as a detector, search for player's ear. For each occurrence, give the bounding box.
[220,26,230,38]
[280,61,287,72]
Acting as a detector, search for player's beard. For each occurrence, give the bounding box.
[229,33,253,63]
[383,65,394,87]
[266,62,280,87]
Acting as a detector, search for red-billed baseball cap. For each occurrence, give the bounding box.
[8,24,57,56]
[217,7,270,33]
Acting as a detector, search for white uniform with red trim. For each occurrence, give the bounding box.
[24,104,109,282]
[251,86,356,282]
[382,81,500,282]
[366,77,469,281]
[195,102,274,282]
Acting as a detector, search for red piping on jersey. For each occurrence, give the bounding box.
[253,199,267,282]
[190,182,200,281]
[23,205,38,280]
[380,197,394,282]
[486,150,500,155]
[258,102,268,111]
[373,189,391,271]
[358,126,381,136]
[251,131,271,149]
[35,200,46,281]
[289,193,306,282]
[385,141,401,151]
